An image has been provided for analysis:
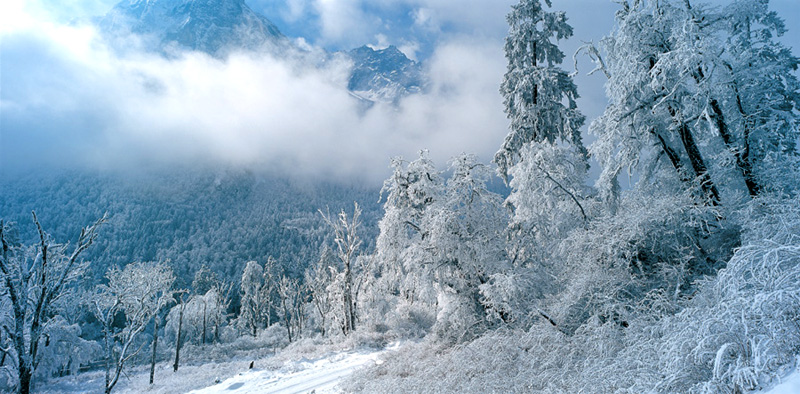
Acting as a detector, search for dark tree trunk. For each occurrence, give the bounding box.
[18,364,32,394]
[678,121,720,205]
[651,128,688,181]
[150,316,160,385]
[281,297,293,343]
[173,299,185,372]
[709,99,759,196]
[343,262,356,335]
[669,107,720,206]
[201,302,207,345]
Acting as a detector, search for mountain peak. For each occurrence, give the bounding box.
[99,0,426,104]
[346,44,425,104]
[101,0,285,55]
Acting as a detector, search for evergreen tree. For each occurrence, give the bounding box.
[496,0,587,180]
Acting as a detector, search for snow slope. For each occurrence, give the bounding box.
[762,359,800,394]
[190,343,399,394]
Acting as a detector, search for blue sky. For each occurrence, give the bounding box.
[1,0,798,182]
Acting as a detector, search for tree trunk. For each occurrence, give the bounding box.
[149,316,159,385]
[678,121,720,205]
[343,261,356,335]
[102,319,113,394]
[266,295,272,328]
[13,319,30,394]
[173,299,185,372]
[669,107,720,206]
[202,302,207,345]
[315,300,326,337]
[18,363,32,394]
[651,128,688,181]
[708,99,759,196]
[281,294,293,343]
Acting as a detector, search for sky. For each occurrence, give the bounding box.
[1,0,798,183]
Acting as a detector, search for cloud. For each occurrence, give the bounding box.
[12,0,793,184]
[312,0,376,47]
[0,6,508,183]
[284,0,513,50]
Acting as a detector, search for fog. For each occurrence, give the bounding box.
[1,0,797,183]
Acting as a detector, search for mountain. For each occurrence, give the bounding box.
[99,0,425,104]
[346,45,425,104]
[100,0,286,55]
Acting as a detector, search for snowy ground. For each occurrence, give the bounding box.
[762,358,800,394]
[191,343,400,394]
[37,342,399,394]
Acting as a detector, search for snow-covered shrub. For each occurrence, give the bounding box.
[346,195,800,393]
[650,198,800,392]
[32,316,102,381]
[551,190,723,332]
[381,299,436,339]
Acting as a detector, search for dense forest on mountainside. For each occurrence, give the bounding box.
[0,169,381,287]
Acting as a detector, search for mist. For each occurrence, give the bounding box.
[3,0,797,184]
[0,5,508,183]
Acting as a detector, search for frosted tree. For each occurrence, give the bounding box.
[305,248,335,336]
[169,290,188,373]
[495,0,587,180]
[199,286,230,344]
[507,142,588,247]
[0,213,105,394]
[238,261,264,336]
[276,275,305,342]
[261,257,279,328]
[425,154,510,341]
[236,256,280,336]
[495,0,591,272]
[320,203,363,335]
[165,287,229,347]
[374,152,442,304]
[589,0,729,206]
[715,0,800,194]
[91,261,174,394]
[358,152,444,333]
[191,265,220,296]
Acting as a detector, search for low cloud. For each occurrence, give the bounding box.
[0,7,508,183]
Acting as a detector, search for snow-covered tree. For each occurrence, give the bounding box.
[374,152,442,305]
[165,286,229,347]
[425,154,510,341]
[32,316,100,382]
[305,248,335,336]
[276,275,305,342]
[237,260,273,336]
[715,0,800,195]
[590,1,697,204]
[506,142,589,264]
[320,203,363,335]
[0,213,105,394]
[496,0,587,180]
[91,261,174,394]
[191,265,221,297]
[585,0,799,206]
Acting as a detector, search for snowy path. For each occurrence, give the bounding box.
[189,344,397,394]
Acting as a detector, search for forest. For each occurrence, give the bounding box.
[2,0,800,392]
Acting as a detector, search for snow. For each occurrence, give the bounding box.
[762,359,800,394]
[190,343,400,394]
